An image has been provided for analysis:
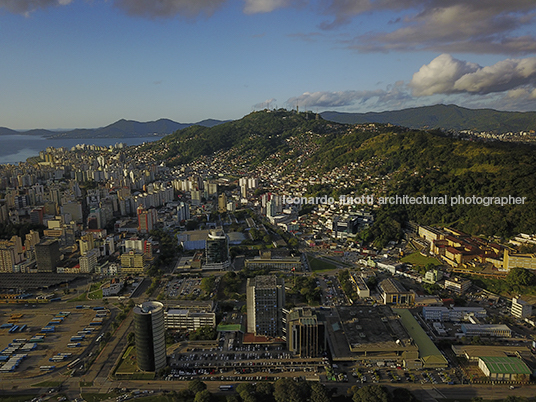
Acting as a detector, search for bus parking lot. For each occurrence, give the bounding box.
[0,303,108,378]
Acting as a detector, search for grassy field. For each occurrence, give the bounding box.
[88,289,103,299]
[0,396,37,402]
[82,392,119,402]
[307,255,337,272]
[31,380,63,387]
[401,252,441,267]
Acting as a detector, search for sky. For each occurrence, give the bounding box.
[1,0,536,130]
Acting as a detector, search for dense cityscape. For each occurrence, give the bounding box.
[0,111,536,402]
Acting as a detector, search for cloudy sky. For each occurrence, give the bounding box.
[1,0,536,129]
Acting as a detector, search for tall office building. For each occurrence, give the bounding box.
[133,301,166,372]
[246,275,285,337]
[35,239,61,273]
[286,307,326,358]
[218,193,227,213]
[205,229,230,269]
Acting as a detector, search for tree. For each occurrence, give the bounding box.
[255,382,274,402]
[352,385,391,402]
[504,397,527,402]
[273,378,310,402]
[189,326,217,341]
[310,383,330,402]
[507,268,536,287]
[176,389,195,402]
[188,379,207,394]
[391,388,417,402]
[236,383,255,399]
[194,390,212,402]
[201,276,216,293]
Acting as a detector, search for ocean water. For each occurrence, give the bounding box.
[0,135,161,164]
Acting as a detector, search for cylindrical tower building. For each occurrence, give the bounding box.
[133,301,166,372]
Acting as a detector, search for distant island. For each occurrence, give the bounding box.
[0,118,229,139]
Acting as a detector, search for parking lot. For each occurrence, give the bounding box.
[0,304,107,378]
[167,341,323,382]
[165,277,202,299]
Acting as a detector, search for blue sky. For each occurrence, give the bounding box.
[1,0,536,129]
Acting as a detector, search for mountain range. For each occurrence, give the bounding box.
[320,104,536,133]
[1,104,536,138]
[0,118,228,139]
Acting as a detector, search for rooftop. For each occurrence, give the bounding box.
[479,356,531,375]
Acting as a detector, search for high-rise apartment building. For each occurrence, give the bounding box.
[137,205,157,234]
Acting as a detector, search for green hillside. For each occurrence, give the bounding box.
[144,109,343,166]
[140,109,536,243]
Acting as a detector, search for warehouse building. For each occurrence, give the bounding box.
[478,356,531,381]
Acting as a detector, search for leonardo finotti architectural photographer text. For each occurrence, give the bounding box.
[282,195,526,207]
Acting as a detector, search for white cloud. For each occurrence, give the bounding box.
[507,87,536,100]
[336,1,536,54]
[253,98,277,109]
[0,0,73,15]
[410,54,536,97]
[113,0,228,18]
[243,0,296,14]
[409,54,480,96]
[286,85,412,110]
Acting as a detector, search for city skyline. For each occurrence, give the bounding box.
[1,0,536,129]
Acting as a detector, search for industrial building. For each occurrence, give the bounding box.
[461,323,512,338]
[478,356,531,381]
[422,306,487,322]
[245,257,302,272]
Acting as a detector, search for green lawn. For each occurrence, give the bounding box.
[31,380,63,387]
[88,289,103,299]
[0,396,37,402]
[69,292,88,301]
[307,255,337,272]
[82,392,118,402]
[401,252,441,267]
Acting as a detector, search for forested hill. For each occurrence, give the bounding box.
[321,104,536,133]
[140,109,536,239]
[144,109,345,166]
